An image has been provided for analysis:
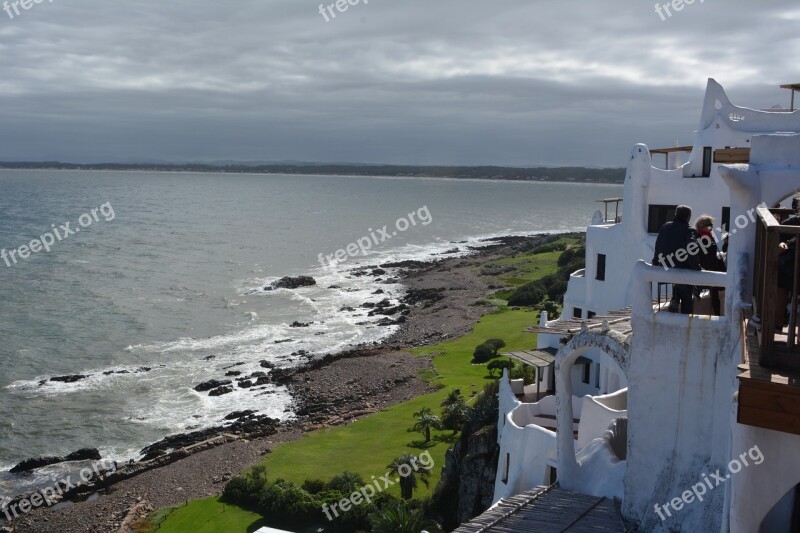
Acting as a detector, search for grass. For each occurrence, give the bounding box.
[153,237,574,532]
[154,497,265,533]
[481,235,583,289]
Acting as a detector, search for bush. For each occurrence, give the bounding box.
[471,343,496,363]
[557,246,585,267]
[507,281,546,306]
[487,359,513,377]
[301,479,327,494]
[534,299,561,319]
[328,471,365,494]
[485,338,506,354]
[510,362,536,385]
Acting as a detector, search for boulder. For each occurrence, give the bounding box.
[194,379,231,392]
[270,276,316,290]
[208,385,234,397]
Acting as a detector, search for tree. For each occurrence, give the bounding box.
[441,399,469,432]
[485,338,506,355]
[369,501,429,533]
[471,343,496,363]
[440,388,463,408]
[411,407,442,443]
[386,454,431,501]
[487,359,514,377]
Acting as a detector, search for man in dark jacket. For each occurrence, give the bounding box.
[652,205,700,314]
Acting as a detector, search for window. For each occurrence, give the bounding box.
[595,363,601,388]
[582,363,591,384]
[702,146,712,177]
[548,466,558,485]
[596,254,606,281]
[502,453,510,484]
[587,311,596,319]
[721,207,731,232]
[648,204,678,233]
[573,307,583,319]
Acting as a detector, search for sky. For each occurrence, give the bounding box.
[0,0,798,167]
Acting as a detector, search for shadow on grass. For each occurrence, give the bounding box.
[433,433,459,444]
[408,439,437,449]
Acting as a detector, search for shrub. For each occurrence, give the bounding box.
[471,343,496,364]
[487,359,513,377]
[507,281,546,306]
[301,478,327,494]
[485,338,506,354]
[534,299,561,319]
[328,471,365,494]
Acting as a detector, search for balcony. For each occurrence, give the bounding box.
[738,206,800,436]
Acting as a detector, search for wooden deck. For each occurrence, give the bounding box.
[738,315,800,436]
[454,485,625,532]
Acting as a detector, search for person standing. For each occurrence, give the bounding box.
[693,214,725,316]
[653,205,701,314]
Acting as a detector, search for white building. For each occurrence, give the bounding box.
[483,80,800,532]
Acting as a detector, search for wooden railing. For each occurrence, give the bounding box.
[752,206,800,369]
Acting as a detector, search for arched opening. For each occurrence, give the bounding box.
[555,328,630,496]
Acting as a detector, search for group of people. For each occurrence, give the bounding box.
[652,205,727,315]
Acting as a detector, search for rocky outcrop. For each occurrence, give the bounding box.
[9,448,102,474]
[194,379,231,392]
[432,424,499,529]
[268,276,317,290]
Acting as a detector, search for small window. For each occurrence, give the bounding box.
[721,207,731,232]
[702,146,712,177]
[595,363,600,388]
[502,453,510,484]
[582,363,591,384]
[573,307,583,319]
[596,254,606,281]
[648,204,678,233]
[548,466,558,485]
[587,311,596,319]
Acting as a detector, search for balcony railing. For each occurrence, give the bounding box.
[752,206,800,369]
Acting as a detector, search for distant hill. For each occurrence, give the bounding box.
[0,161,626,184]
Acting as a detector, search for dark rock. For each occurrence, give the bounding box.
[290,321,311,328]
[403,288,446,307]
[208,385,234,397]
[224,410,256,421]
[380,260,429,269]
[361,302,376,309]
[372,289,385,295]
[260,360,276,369]
[225,371,242,377]
[50,375,89,384]
[194,379,232,392]
[9,456,64,474]
[238,380,253,389]
[65,448,101,462]
[339,306,356,312]
[270,367,296,383]
[204,355,216,361]
[273,339,292,344]
[370,268,386,276]
[269,276,317,290]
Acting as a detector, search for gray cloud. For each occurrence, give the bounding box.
[0,0,798,166]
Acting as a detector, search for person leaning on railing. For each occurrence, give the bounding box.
[693,214,726,316]
[652,205,701,314]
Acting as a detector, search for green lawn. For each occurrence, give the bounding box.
[155,497,265,533]
[153,236,575,532]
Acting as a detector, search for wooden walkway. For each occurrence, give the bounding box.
[454,485,625,532]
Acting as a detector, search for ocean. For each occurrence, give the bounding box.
[0,169,621,498]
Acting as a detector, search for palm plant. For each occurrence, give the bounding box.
[386,453,431,500]
[412,407,442,443]
[369,501,428,533]
[440,388,463,407]
[441,399,469,433]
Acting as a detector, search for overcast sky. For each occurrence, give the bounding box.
[0,0,798,167]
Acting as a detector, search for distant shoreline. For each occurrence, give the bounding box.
[0,162,626,184]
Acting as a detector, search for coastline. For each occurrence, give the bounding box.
[6,234,558,532]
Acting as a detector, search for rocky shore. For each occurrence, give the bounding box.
[6,234,556,532]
